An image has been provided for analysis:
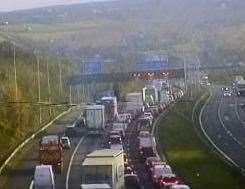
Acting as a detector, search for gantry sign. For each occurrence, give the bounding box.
[70,54,185,85]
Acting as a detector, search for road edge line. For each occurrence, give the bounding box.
[198,87,241,169]
[65,136,85,189]
[0,107,75,175]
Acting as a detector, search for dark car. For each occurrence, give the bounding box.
[125,174,142,189]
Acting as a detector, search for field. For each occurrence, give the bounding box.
[1,0,245,67]
[156,90,245,189]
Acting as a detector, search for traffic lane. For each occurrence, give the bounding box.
[126,121,155,189]
[235,95,245,124]
[68,135,103,189]
[219,95,245,146]
[201,88,245,168]
[5,109,82,189]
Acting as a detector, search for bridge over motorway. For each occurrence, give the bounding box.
[68,64,239,85]
[69,68,185,85]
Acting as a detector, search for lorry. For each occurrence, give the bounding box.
[101,96,118,123]
[81,149,125,189]
[142,85,158,106]
[234,76,245,96]
[39,135,63,173]
[158,89,170,104]
[112,122,128,139]
[84,105,105,135]
[125,93,144,116]
[34,165,55,189]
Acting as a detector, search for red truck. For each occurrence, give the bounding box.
[39,135,63,173]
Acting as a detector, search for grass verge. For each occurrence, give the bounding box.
[156,89,245,189]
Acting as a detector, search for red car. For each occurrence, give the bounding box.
[151,164,182,188]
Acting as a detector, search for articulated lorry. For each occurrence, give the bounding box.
[39,135,63,173]
[84,105,105,135]
[125,93,144,116]
[81,149,124,189]
[101,96,118,123]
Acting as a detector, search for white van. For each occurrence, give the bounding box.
[34,165,55,189]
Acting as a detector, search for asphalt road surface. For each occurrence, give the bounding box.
[201,86,245,170]
[2,107,83,189]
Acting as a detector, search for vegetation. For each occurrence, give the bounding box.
[1,0,245,67]
[156,89,245,189]
[0,41,79,165]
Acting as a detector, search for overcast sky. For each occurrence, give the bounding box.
[0,0,112,12]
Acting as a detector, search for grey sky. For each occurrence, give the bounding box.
[0,0,111,12]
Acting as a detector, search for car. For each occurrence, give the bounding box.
[145,156,163,170]
[223,87,232,97]
[124,166,134,175]
[110,130,125,140]
[109,135,123,150]
[109,135,122,145]
[117,113,132,123]
[110,143,124,151]
[150,164,182,188]
[144,112,154,120]
[138,131,151,138]
[170,184,190,189]
[61,136,71,149]
[124,153,129,167]
[34,165,55,189]
[139,146,155,160]
[138,117,152,128]
[125,174,142,189]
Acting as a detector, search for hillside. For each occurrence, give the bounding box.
[1,0,245,67]
[0,41,79,164]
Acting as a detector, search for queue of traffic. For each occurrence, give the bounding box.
[31,79,190,189]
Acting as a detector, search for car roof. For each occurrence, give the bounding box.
[170,185,190,189]
[110,135,121,138]
[146,156,160,161]
[41,135,59,144]
[61,136,69,139]
[139,131,150,134]
[34,165,53,184]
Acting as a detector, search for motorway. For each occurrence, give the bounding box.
[0,98,175,189]
[200,86,245,170]
[1,107,85,189]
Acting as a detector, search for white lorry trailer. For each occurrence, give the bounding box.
[125,93,144,116]
[142,85,158,105]
[101,96,118,123]
[84,105,105,135]
[81,149,124,189]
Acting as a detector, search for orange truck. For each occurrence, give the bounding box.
[39,135,63,173]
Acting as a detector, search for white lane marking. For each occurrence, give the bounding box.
[0,107,75,175]
[218,95,245,149]
[199,86,241,169]
[29,180,34,189]
[65,136,85,189]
